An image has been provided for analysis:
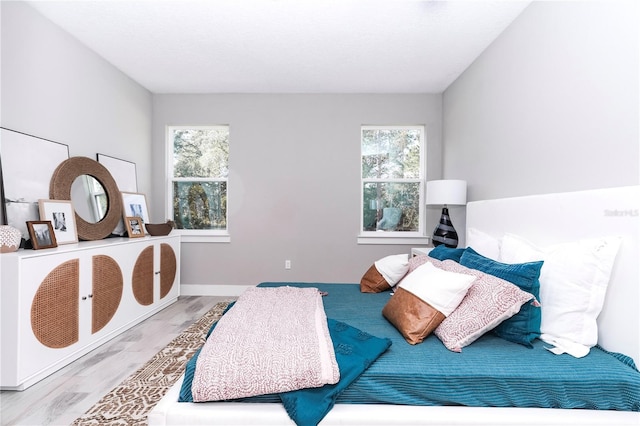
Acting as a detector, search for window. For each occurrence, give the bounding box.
[167,126,230,242]
[359,125,427,244]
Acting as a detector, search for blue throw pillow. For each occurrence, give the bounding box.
[428,245,466,262]
[459,248,543,348]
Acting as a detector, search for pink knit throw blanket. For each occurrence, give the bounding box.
[191,286,340,402]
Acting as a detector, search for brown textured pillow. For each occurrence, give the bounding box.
[360,254,409,293]
[360,264,391,293]
[382,261,476,345]
[382,286,445,344]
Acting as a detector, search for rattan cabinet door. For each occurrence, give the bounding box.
[131,239,179,306]
[160,243,177,299]
[31,259,80,348]
[10,252,86,388]
[132,245,155,306]
[92,255,124,334]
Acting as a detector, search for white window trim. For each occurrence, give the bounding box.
[166,125,230,243]
[357,235,431,245]
[173,230,231,243]
[358,125,427,244]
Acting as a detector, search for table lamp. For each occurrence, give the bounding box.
[426,180,467,248]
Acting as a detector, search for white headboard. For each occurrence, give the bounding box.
[466,186,639,366]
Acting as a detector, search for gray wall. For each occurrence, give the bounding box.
[153,94,442,288]
[5,0,638,291]
[443,1,639,202]
[1,1,153,197]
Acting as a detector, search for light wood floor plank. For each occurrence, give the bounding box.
[0,296,231,426]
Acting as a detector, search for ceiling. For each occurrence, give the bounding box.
[26,0,531,94]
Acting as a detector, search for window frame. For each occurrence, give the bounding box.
[166,125,230,243]
[358,125,429,245]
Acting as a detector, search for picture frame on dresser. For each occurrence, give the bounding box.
[26,220,57,249]
[38,199,78,244]
[125,216,145,238]
[121,192,150,224]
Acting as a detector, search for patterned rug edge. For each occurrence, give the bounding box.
[72,301,231,426]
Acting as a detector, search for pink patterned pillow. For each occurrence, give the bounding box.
[407,254,442,274]
[434,260,538,352]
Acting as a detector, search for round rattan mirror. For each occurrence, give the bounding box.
[49,156,123,240]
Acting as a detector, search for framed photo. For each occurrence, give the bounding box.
[26,220,58,250]
[121,192,150,224]
[38,199,78,244]
[125,216,145,238]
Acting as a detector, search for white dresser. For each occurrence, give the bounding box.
[0,234,180,390]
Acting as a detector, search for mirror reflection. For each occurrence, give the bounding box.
[70,175,108,223]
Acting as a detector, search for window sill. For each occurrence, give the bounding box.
[357,235,431,245]
[174,231,231,243]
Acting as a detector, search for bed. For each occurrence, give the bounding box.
[149,185,640,425]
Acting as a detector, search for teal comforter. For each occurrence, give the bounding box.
[181,282,640,423]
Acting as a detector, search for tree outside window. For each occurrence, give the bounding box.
[168,126,229,236]
[361,126,424,237]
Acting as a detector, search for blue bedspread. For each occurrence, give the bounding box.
[256,282,640,411]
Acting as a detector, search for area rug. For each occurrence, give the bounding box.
[72,301,231,426]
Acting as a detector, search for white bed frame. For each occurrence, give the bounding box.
[149,186,640,425]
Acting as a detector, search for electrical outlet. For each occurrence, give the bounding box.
[285,260,291,270]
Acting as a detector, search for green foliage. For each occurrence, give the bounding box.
[171,128,229,230]
[362,182,420,231]
[361,127,423,232]
[173,181,227,230]
[361,128,421,179]
[173,129,229,178]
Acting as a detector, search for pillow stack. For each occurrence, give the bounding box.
[360,229,620,355]
[381,259,476,344]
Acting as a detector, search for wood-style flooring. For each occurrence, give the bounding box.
[0,296,233,426]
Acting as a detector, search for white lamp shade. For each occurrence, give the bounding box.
[426,180,467,206]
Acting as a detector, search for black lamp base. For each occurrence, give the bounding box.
[432,206,459,248]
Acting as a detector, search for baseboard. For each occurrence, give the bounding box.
[180,284,251,296]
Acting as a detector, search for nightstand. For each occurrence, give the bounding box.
[411,247,433,257]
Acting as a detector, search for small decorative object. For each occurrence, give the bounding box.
[426,180,467,248]
[145,220,175,236]
[26,221,58,250]
[0,225,22,253]
[38,199,78,245]
[125,216,145,238]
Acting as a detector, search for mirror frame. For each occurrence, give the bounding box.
[49,156,123,240]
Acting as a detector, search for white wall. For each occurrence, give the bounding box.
[153,94,442,288]
[443,1,639,202]
[1,1,153,196]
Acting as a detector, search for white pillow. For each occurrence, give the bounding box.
[466,227,500,260]
[398,262,476,316]
[500,233,621,357]
[374,254,410,286]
